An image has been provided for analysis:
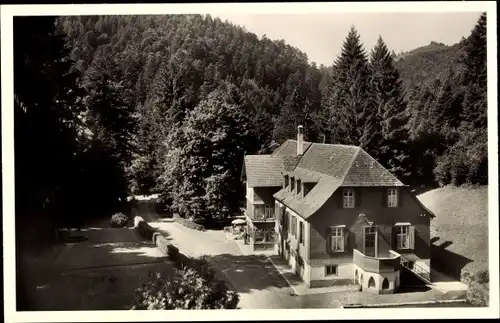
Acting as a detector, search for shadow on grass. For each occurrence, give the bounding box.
[431,238,474,281]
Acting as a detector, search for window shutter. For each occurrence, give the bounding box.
[339,190,344,208]
[409,225,416,250]
[343,228,349,251]
[382,188,388,207]
[355,188,362,207]
[392,226,397,249]
[326,227,332,252]
[398,188,403,207]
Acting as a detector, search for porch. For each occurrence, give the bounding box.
[353,249,402,294]
[245,204,276,222]
[244,218,276,251]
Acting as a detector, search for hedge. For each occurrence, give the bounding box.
[173,214,206,231]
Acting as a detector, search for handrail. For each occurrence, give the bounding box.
[399,253,433,283]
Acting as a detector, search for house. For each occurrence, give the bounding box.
[241,125,435,294]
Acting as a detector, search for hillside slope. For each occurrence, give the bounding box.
[394,40,467,91]
[418,186,489,278]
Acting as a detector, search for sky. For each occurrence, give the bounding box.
[214,12,482,66]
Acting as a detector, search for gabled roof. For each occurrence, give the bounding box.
[242,138,409,220]
[270,141,405,220]
[243,155,284,188]
[342,149,404,187]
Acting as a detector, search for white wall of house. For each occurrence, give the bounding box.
[310,262,353,281]
[246,183,254,203]
[353,264,400,294]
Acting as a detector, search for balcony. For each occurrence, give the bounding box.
[353,249,401,273]
[248,204,275,222]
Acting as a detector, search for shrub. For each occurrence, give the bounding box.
[174,214,206,231]
[109,213,128,228]
[460,271,474,286]
[133,269,239,310]
[475,269,489,284]
[467,284,489,307]
[461,270,489,307]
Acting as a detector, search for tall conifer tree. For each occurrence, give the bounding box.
[369,36,410,179]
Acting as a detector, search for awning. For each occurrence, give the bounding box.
[395,222,411,226]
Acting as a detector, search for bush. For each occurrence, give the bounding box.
[475,269,489,284]
[174,214,206,231]
[460,271,474,286]
[467,284,489,307]
[109,213,128,228]
[133,268,239,310]
[461,270,489,307]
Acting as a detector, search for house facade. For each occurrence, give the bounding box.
[242,126,435,294]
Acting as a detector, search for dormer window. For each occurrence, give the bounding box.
[296,179,302,195]
[343,189,355,208]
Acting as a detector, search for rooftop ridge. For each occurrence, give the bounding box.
[286,139,359,149]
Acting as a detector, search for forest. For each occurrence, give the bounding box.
[14,13,487,242]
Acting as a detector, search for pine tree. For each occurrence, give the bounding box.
[325,27,372,146]
[460,12,487,131]
[369,36,410,179]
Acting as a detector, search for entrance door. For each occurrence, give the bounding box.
[363,226,377,257]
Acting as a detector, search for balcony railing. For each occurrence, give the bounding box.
[250,205,275,222]
[353,249,402,273]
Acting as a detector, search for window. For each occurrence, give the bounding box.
[296,179,302,195]
[325,265,338,276]
[284,175,289,189]
[396,225,410,249]
[388,188,398,207]
[299,221,304,244]
[343,189,355,208]
[302,183,308,197]
[264,204,273,219]
[364,226,376,248]
[330,227,344,252]
[290,177,295,192]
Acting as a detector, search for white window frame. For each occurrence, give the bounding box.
[343,189,355,208]
[396,225,410,249]
[388,188,398,207]
[330,226,344,252]
[325,265,338,277]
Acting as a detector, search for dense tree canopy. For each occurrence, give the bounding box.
[15,13,488,233]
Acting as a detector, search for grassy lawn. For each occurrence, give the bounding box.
[418,185,488,278]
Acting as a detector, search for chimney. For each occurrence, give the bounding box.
[297,125,304,155]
